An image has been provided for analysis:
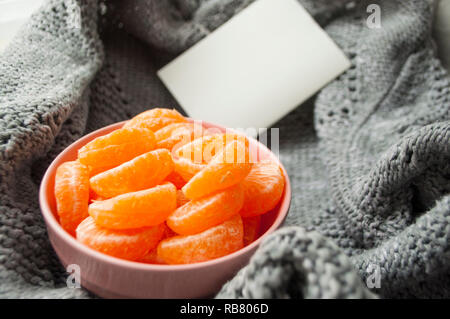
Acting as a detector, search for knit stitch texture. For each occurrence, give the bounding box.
[0,0,449,298]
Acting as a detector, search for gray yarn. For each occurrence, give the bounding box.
[0,0,449,299]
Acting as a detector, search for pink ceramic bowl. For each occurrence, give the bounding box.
[39,120,291,298]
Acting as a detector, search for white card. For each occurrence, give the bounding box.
[158,0,350,134]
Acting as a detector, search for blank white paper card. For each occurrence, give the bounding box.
[158,0,351,132]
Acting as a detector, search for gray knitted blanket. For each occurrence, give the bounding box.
[0,0,449,299]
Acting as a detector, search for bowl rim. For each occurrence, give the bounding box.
[39,120,291,272]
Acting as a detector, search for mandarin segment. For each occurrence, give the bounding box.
[89,189,105,204]
[202,133,251,163]
[138,223,176,264]
[78,127,156,173]
[139,248,166,264]
[239,161,285,218]
[124,108,187,132]
[168,185,244,235]
[157,134,194,152]
[243,216,261,245]
[173,157,206,182]
[54,161,90,236]
[182,141,253,200]
[155,123,194,151]
[174,134,220,164]
[89,183,177,229]
[174,133,250,164]
[155,122,203,151]
[76,217,165,261]
[155,123,191,142]
[176,190,190,207]
[90,149,174,198]
[163,222,178,238]
[87,164,111,178]
[165,171,187,189]
[157,215,244,265]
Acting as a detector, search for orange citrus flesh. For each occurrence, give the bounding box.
[76,217,165,261]
[167,184,244,235]
[174,133,250,164]
[54,161,90,236]
[78,127,156,174]
[89,183,177,229]
[165,171,187,189]
[176,189,190,207]
[139,248,165,264]
[157,214,244,265]
[90,149,174,198]
[124,108,187,132]
[157,133,194,153]
[201,133,250,163]
[89,189,105,204]
[155,122,204,151]
[54,108,285,264]
[173,134,220,164]
[173,157,206,182]
[163,222,178,238]
[182,140,253,200]
[87,165,112,178]
[155,123,193,142]
[243,216,261,246]
[138,223,176,264]
[239,161,284,218]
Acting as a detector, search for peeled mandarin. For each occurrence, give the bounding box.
[90,149,174,198]
[239,161,284,218]
[167,184,244,235]
[155,123,203,150]
[139,248,165,264]
[243,215,261,245]
[76,217,165,261]
[163,223,178,238]
[124,108,187,132]
[173,157,206,182]
[89,189,105,204]
[157,215,244,265]
[201,133,250,163]
[174,133,250,164]
[78,127,155,173]
[176,189,190,207]
[182,140,253,200]
[138,223,176,264]
[155,123,192,142]
[54,161,90,236]
[89,183,177,229]
[165,171,187,189]
[173,134,220,164]
[87,165,111,178]
[157,132,194,152]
